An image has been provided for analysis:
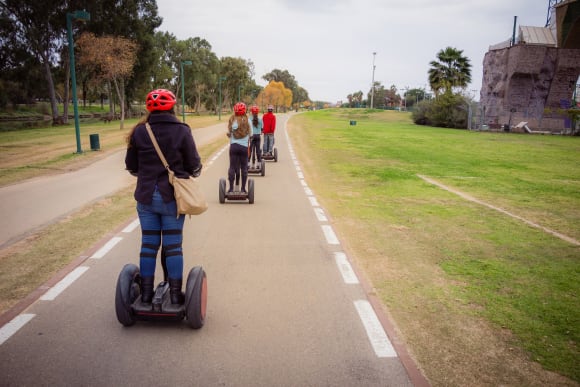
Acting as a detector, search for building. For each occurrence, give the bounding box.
[479,0,580,133]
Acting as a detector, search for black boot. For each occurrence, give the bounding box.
[141,276,154,303]
[168,278,184,305]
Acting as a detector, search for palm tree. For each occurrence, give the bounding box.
[428,47,472,97]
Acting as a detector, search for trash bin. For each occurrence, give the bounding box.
[89,134,100,151]
[350,120,357,126]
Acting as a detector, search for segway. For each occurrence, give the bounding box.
[115,248,207,329]
[219,177,254,204]
[247,142,265,176]
[262,147,278,162]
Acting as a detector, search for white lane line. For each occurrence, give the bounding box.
[295,166,302,172]
[313,207,328,222]
[300,179,307,187]
[308,196,320,207]
[40,266,89,301]
[335,252,359,284]
[90,236,123,259]
[297,172,304,179]
[122,219,140,233]
[354,300,397,358]
[0,314,35,346]
[304,187,314,196]
[322,225,340,245]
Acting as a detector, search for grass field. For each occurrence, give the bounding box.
[288,109,579,386]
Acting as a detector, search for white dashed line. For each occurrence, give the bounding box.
[90,236,123,259]
[335,252,359,284]
[40,266,89,301]
[308,197,319,207]
[122,219,140,233]
[313,207,328,222]
[354,300,397,358]
[0,314,35,346]
[321,225,339,245]
[285,117,396,360]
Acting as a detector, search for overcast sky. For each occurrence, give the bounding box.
[156,0,549,103]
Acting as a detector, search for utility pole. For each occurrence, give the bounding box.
[370,52,376,109]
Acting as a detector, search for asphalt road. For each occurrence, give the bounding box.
[0,115,421,386]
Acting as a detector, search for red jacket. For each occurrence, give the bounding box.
[262,112,276,134]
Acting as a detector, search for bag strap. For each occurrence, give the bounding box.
[145,122,171,171]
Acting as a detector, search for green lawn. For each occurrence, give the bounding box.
[288,109,579,385]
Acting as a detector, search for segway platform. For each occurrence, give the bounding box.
[262,148,278,162]
[115,264,207,329]
[219,177,255,204]
[247,160,265,176]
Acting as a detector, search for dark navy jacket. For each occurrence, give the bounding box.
[125,113,202,204]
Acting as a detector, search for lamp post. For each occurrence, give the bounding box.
[180,60,192,123]
[370,52,376,109]
[237,85,243,102]
[66,10,90,154]
[218,76,227,120]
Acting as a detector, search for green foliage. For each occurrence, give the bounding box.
[412,92,468,128]
[428,47,472,96]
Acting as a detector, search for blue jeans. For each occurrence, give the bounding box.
[137,188,185,279]
[263,134,275,153]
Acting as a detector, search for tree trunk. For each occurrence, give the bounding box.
[112,77,125,130]
[63,58,70,124]
[42,55,59,124]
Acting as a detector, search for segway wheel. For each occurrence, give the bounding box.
[219,178,226,204]
[248,179,255,204]
[273,148,278,162]
[115,263,140,327]
[260,160,266,176]
[185,266,207,329]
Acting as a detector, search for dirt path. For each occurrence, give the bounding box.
[417,174,580,246]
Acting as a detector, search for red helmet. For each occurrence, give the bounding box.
[146,89,176,112]
[234,102,246,116]
[250,105,259,114]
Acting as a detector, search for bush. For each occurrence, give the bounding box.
[413,93,469,129]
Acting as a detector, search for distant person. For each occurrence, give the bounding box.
[248,105,263,168]
[125,88,202,305]
[262,104,276,154]
[227,102,250,192]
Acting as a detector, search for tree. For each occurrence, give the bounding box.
[86,0,162,108]
[77,33,138,129]
[1,0,77,123]
[263,68,309,107]
[347,91,364,108]
[257,81,292,111]
[428,47,471,97]
[220,56,252,109]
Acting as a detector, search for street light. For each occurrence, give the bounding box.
[370,52,376,109]
[218,76,227,120]
[66,9,90,154]
[180,60,192,123]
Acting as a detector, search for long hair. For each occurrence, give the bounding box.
[252,113,258,127]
